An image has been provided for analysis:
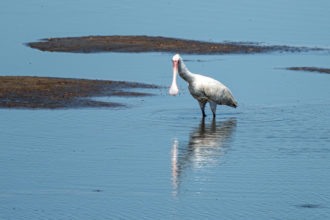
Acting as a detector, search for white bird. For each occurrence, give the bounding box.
[169,54,238,117]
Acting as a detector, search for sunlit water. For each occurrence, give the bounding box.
[1,0,330,219]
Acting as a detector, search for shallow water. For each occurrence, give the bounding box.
[1,0,330,219]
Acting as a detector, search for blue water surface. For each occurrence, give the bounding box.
[0,0,330,219]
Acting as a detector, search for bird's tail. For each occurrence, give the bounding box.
[230,99,238,108]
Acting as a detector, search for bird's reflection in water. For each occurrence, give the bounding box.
[171,118,237,195]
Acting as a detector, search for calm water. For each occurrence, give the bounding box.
[1,0,330,219]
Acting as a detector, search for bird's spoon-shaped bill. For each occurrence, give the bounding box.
[169,60,179,95]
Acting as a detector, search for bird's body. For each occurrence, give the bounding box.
[169,54,237,117]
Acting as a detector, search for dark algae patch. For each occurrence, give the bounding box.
[0,76,158,109]
[296,204,323,209]
[286,67,330,74]
[27,35,323,54]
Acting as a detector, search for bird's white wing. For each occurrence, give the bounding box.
[195,74,237,107]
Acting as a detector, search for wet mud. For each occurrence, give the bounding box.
[27,35,323,54]
[0,76,158,109]
[286,67,330,74]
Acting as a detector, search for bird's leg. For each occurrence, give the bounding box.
[198,101,207,117]
[209,101,217,117]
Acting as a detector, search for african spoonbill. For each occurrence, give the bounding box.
[169,54,237,117]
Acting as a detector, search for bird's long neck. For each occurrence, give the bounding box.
[178,59,194,83]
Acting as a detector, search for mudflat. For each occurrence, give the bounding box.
[0,76,158,109]
[286,67,330,74]
[27,35,323,54]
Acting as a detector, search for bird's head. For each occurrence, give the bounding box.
[169,54,181,95]
[172,54,181,68]
[172,54,181,61]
